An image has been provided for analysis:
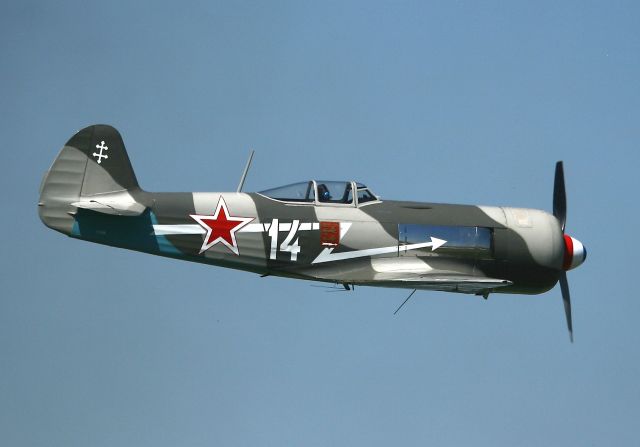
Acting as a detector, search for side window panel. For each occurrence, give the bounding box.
[259,181,315,202]
[398,224,493,259]
[316,181,353,204]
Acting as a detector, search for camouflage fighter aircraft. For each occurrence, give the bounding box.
[39,125,587,340]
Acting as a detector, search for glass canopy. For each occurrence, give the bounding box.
[258,181,378,205]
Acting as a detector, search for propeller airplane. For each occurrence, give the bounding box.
[39,125,586,341]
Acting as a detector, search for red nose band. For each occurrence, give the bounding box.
[562,235,573,271]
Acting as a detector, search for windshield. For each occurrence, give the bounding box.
[357,188,377,203]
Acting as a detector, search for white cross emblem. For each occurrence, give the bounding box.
[93,141,109,164]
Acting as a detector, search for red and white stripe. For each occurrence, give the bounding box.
[562,235,587,271]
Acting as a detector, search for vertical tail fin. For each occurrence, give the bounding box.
[39,125,143,234]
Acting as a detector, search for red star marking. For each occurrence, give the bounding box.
[190,197,253,255]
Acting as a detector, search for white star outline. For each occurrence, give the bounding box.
[189,197,254,255]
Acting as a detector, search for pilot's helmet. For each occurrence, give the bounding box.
[318,184,331,202]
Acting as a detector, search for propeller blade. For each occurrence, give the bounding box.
[559,272,573,343]
[553,161,567,232]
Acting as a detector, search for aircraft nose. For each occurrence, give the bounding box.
[562,235,587,271]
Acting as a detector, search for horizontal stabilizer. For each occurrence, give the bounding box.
[71,191,146,216]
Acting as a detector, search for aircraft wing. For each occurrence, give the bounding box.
[373,274,512,294]
[295,257,512,295]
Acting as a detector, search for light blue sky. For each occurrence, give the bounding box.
[2,1,639,446]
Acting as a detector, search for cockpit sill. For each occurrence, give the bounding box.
[257,180,381,208]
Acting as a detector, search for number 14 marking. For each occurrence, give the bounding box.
[268,218,301,261]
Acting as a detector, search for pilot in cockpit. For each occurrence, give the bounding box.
[317,183,331,202]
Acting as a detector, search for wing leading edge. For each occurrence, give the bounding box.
[294,256,511,295]
[376,274,512,294]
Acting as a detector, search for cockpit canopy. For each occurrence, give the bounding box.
[258,180,378,205]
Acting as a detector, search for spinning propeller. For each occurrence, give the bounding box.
[553,161,587,342]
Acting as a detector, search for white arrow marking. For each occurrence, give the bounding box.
[312,237,447,264]
[152,222,320,236]
[153,224,205,235]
